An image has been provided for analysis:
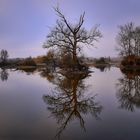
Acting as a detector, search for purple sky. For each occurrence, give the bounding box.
[0,0,140,58]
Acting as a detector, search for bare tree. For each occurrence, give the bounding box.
[0,49,9,63]
[116,22,140,57]
[43,7,102,67]
[133,26,140,56]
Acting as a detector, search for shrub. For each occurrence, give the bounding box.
[18,57,36,66]
[95,57,107,64]
[121,56,140,66]
[34,56,48,64]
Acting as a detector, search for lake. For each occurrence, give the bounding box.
[0,67,140,140]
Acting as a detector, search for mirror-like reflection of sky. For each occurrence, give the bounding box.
[0,67,140,140]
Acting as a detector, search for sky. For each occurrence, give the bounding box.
[0,0,140,58]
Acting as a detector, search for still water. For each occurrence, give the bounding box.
[0,67,140,140]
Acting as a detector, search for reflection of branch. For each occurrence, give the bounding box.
[43,93,102,139]
[0,68,9,82]
[55,108,85,139]
[116,73,140,112]
[117,93,135,111]
[43,71,102,139]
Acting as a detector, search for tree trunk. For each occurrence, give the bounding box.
[73,46,78,65]
[72,35,78,67]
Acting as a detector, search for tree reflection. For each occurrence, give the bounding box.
[42,70,102,138]
[116,70,140,112]
[95,65,111,72]
[18,67,37,75]
[0,68,9,81]
[38,67,56,83]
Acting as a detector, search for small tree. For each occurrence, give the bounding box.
[0,49,9,63]
[43,7,102,68]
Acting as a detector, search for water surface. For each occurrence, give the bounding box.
[0,67,140,140]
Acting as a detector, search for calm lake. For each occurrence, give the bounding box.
[0,67,140,140]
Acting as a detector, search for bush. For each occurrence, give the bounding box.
[34,56,48,64]
[121,60,127,66]
[59,54,73,68]
[95,57,107,64]
[18,57,36,66]
[121,55,140,66]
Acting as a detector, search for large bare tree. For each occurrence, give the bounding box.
[43,7,102,67]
